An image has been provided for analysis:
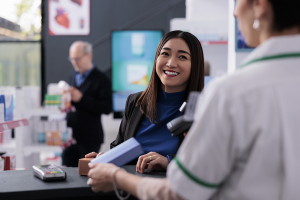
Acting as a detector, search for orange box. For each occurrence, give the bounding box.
[78,158,93,176]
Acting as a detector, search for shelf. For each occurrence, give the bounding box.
[0,141,62,160]
[24,145,62,156]
[27,108,65,117]
[201,40,228,45]
[0,119,29,132]
[0,140,16,152]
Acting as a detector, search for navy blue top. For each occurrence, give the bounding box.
[75,66,94,87]
[135,90,185,156]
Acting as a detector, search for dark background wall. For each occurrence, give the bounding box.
[42,0,185,95]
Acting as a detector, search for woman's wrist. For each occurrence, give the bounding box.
[112,167,123,186]
[111,167,131,200]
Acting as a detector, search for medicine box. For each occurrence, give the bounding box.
[90,138,144,166]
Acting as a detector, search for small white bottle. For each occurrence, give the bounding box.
[58,81,72,112]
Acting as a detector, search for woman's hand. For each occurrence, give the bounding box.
[85,152,104,158]
[87,163,119,192]
[136,152,169,174]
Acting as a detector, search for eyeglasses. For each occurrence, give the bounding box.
[68,54,86,63]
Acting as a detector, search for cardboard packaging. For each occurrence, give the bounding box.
[78,158,93,176]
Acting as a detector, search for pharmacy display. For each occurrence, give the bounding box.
[111,30,163,118]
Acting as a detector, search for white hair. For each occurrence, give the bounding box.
[71,40,93,54]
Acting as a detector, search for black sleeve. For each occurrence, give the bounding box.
[110,93,136,149]
[74,72,112,116]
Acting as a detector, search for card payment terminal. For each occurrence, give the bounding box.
[32,164,66,181]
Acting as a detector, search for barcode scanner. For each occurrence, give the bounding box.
[167,92,200,136]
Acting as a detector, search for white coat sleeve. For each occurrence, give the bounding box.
[137,178,184,200]
[167,79,240,200]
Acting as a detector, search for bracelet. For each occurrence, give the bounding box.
[112,167,130,200]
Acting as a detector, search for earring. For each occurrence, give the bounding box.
[253,19,260,30]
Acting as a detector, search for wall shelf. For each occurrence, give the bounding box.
[0,116,64,168]
[201,40,228,45]
[24,145,61,156]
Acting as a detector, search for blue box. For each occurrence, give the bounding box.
[4,95,14,121]
[90,138,144,166]
[0,95,5,122]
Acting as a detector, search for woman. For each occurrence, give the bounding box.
[88,0,300,199]
[86,30,205,173]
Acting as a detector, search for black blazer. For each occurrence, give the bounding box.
[110,92,143,148]
[67,67,112,146]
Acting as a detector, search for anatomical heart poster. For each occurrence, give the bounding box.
[48,0,90,35]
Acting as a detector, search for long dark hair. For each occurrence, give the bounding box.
[268,0,300,31]
[137,30,205,123]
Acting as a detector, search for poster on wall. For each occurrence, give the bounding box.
[48,0,90,35]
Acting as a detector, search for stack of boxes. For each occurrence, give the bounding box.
[0,88,15,145]
[45,81,72,112]
[32,116,73,147]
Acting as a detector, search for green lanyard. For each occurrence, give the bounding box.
[240,52,300,68]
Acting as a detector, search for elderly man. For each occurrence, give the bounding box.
[62,41,112,167]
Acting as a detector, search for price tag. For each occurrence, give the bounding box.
[18,120,24,126]
[2,124,9,130]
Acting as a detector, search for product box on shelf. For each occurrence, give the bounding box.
[0,156,4,170]
[0,153,16,170]
[0,95,5,122]
[45,81,72,112]
[40,152,62,166]
[4,94,14,121]
[0,130,12,144]
[31,115,72,147]
[0,87,16,122]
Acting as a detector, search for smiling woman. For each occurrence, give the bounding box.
[86,30,205,175]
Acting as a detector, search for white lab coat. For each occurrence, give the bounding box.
[168,34,300,200]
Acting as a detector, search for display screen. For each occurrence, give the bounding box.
[111,30,163,118]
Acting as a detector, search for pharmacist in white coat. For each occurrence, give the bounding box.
[87,0,300,199]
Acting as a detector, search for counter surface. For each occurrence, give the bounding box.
[0,165,166,200]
